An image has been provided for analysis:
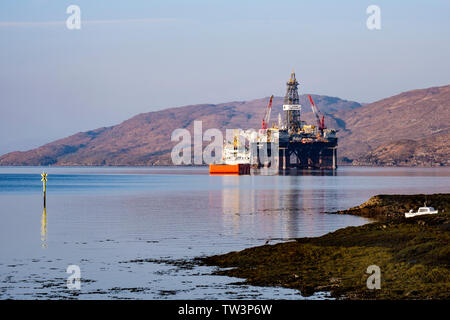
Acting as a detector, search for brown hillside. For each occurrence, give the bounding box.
[0,85,449,166]
[353,129,450,166]
[0,95,360,166]
[337,85,450,165]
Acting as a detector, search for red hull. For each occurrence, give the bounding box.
[209,164,250,175]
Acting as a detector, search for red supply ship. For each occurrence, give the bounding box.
[209,130,251,175]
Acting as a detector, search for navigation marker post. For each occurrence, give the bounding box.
[41,172,47,208]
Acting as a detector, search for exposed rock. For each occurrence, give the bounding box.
[332,193,450,220]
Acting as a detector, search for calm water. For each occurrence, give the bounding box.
[0,166,449,299]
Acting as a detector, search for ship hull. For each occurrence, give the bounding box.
[209,164,250,175]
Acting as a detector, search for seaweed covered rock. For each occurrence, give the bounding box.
[202,194,450,299]
[333,193,450,220]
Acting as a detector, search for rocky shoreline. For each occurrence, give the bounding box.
[330,193,449,220]
[200,194,450,299]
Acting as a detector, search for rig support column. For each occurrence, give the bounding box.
[279,148,289,170]
[332,147,337,169]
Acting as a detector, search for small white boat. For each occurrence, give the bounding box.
[405,205,438,218]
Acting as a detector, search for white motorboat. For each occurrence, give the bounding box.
[405,205,438,218]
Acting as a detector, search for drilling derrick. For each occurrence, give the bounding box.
[283,71,302,133]
[276,71,338,171]
[247,70,338,173]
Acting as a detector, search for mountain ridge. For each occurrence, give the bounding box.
[1,85,449,167]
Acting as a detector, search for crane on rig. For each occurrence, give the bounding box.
[261,95,274,130]
[308,94,326,134]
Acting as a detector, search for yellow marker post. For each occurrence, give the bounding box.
[41,172,47,208]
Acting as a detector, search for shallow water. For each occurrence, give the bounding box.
[0,166,448,299]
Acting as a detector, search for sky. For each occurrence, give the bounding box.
[0,0,449,154]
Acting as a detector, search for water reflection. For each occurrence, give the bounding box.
[215,175,337,240]
[41,207,47,248]
[252,168,339,176]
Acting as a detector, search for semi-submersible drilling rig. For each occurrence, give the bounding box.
[210,71,338,174]
[254,71,338,170]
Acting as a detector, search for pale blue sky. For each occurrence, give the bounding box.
[0,0,449,154]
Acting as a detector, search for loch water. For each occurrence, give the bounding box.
[0,166,448,299]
